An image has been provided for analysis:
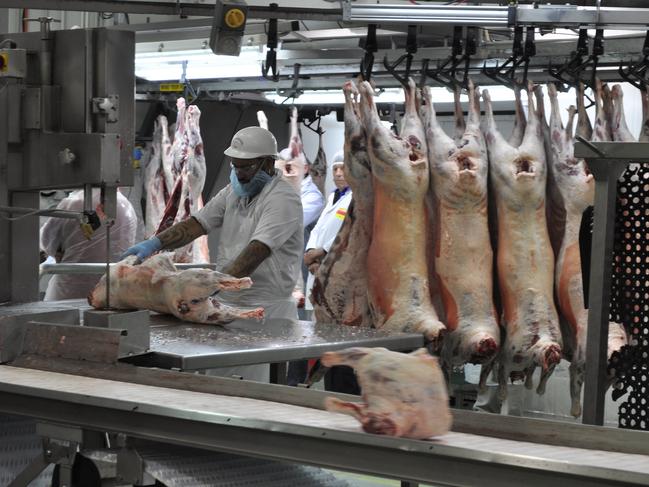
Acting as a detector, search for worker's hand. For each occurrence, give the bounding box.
[120,237,162,262]
[304,248,326,266]
[308,262,320,275]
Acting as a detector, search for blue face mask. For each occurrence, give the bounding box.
[230,167,273,198]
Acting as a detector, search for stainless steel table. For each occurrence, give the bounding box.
[1,300,424,384]
[127,314,424,383]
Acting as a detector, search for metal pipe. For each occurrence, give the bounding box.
[40,262,217,275]
[346,4,509,26]
[0,205,82,220]
[0,0,342,21]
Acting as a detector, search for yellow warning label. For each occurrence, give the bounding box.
[0,53,8,72]
[159,83,184,92]
[224,8,246,29]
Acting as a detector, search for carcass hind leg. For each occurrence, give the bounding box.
[497,362,509,401]
[324,397,365,422]
[569,361,585,417]
[478,360,495,394]
[321,347,371,368]
[524,365,536,390]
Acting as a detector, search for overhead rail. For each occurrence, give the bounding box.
[0,0,342,21]
[344,4,649,29]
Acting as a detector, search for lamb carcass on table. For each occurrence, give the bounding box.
[421,80,499,389]
[88,254,264,325]
[311,80,373,327]
[359,78,445,344]
[156,99,210,263]
[482,82,562,399]
[322,347,451,439]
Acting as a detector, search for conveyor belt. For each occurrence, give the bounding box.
[0,366,647,487]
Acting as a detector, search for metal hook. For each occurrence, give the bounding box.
[359,24,378,82]
[261,4,280,82]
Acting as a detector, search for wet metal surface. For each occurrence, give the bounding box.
[0,300,423,371]
[143,315,424,370]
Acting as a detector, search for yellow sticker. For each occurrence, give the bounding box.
[335,208,347,220]
[159,83,184,92]
[224,8,246,29]
[0,53,8,72]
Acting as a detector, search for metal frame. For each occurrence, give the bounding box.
[0,0,342,21]
[0,370,647,487]
[574,141,649,426]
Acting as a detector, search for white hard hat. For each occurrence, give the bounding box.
[224,126,279,159]
[332,150,345,166]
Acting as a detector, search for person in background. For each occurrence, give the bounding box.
[40,188,137,301]
[303,150,352,311]
[277,146,325,309]
[287,151,353,387]
[121,127,303,382]
[278,146,325,386]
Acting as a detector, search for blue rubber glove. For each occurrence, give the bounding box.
[120,237,162,262]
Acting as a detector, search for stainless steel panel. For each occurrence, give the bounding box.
[10,132,121,190]
[0,308,79,362]
[143,316,424,370]
[0,81,8,304]
[6,82,21,144]
[10,191,39,302]
[53,29,91,134]
[83,309,150,357]
[22,87,41,130]
[0,48,27,78]
[94,28,134,186]
[41,85,61,132]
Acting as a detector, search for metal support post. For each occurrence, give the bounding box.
[574,139,634,426]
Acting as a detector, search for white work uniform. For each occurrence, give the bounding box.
[193,171,303,382]
[193,170,303,319]
[40,189,137,301]
[301,175,325,228]
[304,188,352,311]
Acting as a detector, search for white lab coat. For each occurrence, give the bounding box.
[40,189,137,301]
[304,189,352,311]
[301,175,325,228]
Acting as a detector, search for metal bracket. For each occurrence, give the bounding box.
[277,63,303,100]
[383,24,417,86]
[549,28,603,102]
[261,3,280,81]
[421,26,477,91]
[618,30,649,90]
[483,26,534,91]
[92,95,119,123]
[359,24,377,81]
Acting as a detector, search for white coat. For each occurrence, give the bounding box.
[304,188,352,311]
[40,189,137,301]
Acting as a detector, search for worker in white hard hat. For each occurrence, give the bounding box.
[122,126,304,328]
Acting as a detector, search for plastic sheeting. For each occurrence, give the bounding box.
[40,189,137,301]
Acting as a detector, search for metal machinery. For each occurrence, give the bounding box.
[0,1,649,486]
[0,23,135,303]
